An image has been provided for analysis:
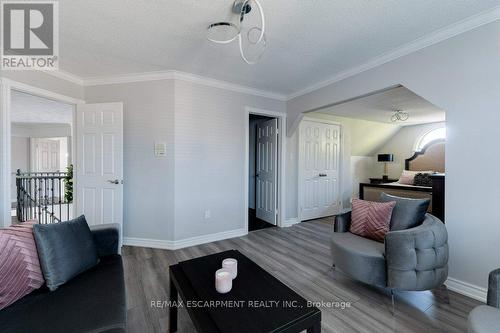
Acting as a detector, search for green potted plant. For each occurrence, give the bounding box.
[64,164,73,203]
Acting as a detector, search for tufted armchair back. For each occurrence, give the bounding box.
[385,214,448,291]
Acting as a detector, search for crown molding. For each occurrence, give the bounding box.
[171,71,287,101]
[83,70,175,86]
[286,5,500,100]
[83,70,288,101]
[39,5,500,102]
[43,69,84,86]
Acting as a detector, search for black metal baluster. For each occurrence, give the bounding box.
[67,185,70,221]
[59,176,62,222]
[44,178,48,224]
[23,178,26,222]
[28,178,31,220]
[51,178,54,223]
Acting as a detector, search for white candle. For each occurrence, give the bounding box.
[215,268,232,293]
[222,258,238,279]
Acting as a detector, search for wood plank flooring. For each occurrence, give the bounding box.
[122,218,481,333]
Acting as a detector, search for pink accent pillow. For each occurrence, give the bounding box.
[398,170,434,185]
[350,198,396,242]
[0,221,44,310]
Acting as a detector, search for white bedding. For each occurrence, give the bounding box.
[386,182,431,189]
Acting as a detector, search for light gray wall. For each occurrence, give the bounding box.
[85,79,285,242]
[11,137,29,202]
[375,122,446,179]
[351,156,375,198]
[11,123,71,138]
[287,20,500,290]
[85,80,175,241]
[173,80,286,240]
[0,71,84,100]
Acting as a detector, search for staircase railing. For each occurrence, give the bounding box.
[16,169,72,224]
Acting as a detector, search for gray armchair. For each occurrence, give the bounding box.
[467,269,500,332]
[331,211,448,300]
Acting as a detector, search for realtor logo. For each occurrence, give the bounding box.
[1,1,59,70]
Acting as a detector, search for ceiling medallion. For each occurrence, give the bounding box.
[207,0,266,65]
[391,110,410,122]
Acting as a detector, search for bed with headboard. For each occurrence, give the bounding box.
[359,139,445,221]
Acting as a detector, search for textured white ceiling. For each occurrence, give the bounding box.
[57,0,500,94]
[11,91,73,124]
[316,86,445,125]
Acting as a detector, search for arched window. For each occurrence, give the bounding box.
[416,127,446,151]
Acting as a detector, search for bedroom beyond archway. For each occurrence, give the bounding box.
[301,85,446,221]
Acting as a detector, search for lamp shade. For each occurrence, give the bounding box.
[378,154,394,162]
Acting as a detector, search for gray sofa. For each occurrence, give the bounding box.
[0,223,126,333]
[467,269,500,333]
[331,211,448,295]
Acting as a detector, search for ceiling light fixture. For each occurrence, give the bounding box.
[207,0,266,64]
[391,110,410,122]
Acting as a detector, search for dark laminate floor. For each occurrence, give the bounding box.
[122,218,481,333]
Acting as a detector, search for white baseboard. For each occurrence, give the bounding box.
[282,218,299,227]
[123,237,175,249]
[445,277,487,303]
[123,228,247,250]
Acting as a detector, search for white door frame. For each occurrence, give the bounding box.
[244,107,286,229]
[298,116,343,222]
[0,78,84,227]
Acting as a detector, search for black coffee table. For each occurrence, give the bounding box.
[169,250,321,333]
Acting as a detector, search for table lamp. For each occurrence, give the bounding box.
[377,154,394,180]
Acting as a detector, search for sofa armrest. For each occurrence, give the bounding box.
[334,211,351,232]
[487,268,500,308]
[385,214,448,291]
[90,223,120,257]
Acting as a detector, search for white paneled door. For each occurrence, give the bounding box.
[76,103,123,227]
[300,120,341,221]
[34,138,60,172]
[256,118,278,225]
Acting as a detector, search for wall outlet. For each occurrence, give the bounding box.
[204,210,211,219]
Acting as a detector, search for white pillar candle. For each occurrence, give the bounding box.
[222,258,238,279]
[215,268,232,293]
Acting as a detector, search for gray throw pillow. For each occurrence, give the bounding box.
[380,193,430,231]
[33,215,99,291]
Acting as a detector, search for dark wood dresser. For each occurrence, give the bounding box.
[431,173,445,222]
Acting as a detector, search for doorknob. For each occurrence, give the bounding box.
[107,179,120,184]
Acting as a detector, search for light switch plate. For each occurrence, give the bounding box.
[154,142,166,157]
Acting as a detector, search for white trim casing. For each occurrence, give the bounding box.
[0,78,11,227]
[244,107,287,229]
[0,78,82,228]
[8,80,84,105]
[123,228,247,250]
[445,277,488,303]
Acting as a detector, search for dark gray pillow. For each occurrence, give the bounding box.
[33,215,99,291]
[380,193,430,231]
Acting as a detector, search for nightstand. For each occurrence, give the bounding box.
[369,177,398,184]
